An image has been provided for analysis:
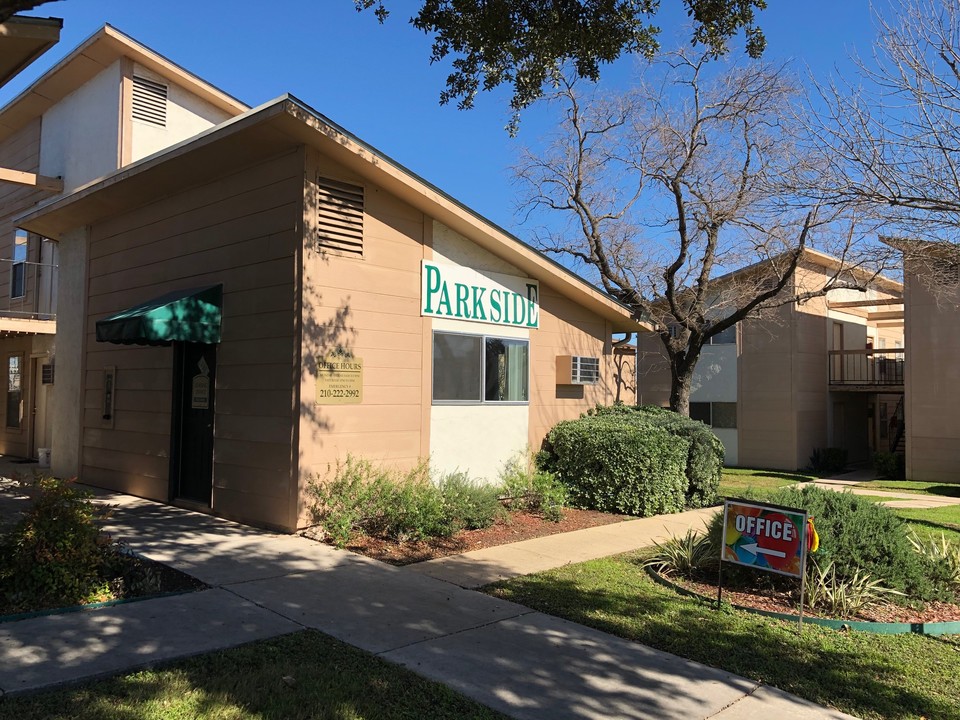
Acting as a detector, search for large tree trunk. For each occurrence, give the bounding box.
[668,358,696,416]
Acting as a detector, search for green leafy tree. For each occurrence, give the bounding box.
[357,0,767,122]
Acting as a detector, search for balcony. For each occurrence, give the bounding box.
[828,348,904,390]
[0,258,57,336]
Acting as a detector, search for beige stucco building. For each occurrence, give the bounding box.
[891,241,960,483]
[637,252,905,471]
[3,28,642,531]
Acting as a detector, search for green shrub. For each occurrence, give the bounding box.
[908,531,960,592]
[808,447,848,476]
[436,472,505,531]
[803,559,902,618]
[574,404,723,508]
[499,454,568,521]
[539,415,687,516]
[643,529,718,578]
[306,457,503,546]
[0,476,114,611]
[709,485,948,601]
[873,451,906,480]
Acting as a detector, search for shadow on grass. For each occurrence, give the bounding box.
[0,631,506,720]
[486,558,960,720]
[901,517,960,533]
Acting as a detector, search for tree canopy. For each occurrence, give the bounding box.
[357,1,767,119]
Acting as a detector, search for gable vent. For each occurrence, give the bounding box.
[316,177,364,257]
[131,76,168,127]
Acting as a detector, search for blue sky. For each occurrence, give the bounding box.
[3,1,880,236]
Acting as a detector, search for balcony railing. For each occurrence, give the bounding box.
[828,348,904,386]
[0,258,57,320]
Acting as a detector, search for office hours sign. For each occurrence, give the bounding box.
[721,499,807,578]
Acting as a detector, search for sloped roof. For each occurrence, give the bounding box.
[16,94,645,331]
[0,15,61,89]
[0,23,247,144]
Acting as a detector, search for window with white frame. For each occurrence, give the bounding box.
[10,229,27,299]
[432,331,529,403]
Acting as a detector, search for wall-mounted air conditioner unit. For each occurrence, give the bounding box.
[556,355,600,385]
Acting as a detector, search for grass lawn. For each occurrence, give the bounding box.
[0,630,507,720]
[486,556,960,720]
[896,504,960,544]
[856,480,960,498]
[718,467,814,500]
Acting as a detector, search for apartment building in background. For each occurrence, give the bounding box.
[637,250,905,471]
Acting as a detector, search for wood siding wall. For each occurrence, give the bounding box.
[82,149,304,529]
[0,118,52,457]
[296,150,429,523]
[529,283,615,452]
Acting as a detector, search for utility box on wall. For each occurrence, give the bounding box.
[556,355,600,385]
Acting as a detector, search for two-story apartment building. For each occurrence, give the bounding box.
[637,250,905,470]
[0,24,247,464]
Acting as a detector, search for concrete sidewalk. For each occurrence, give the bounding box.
[0,489,855,720]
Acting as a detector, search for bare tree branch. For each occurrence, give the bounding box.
[516,49,888,414]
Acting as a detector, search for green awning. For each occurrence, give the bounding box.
[95,285,223,346]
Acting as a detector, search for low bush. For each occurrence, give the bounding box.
[642,529,718,578]
[436,472,505,531]
[873,451,906,480]
[306,457,504,546]
[808,447,848,476]
[0,476,113,611]
[539,415,688,516]
[544,404,723,510]
[908,531,960,592]
[803,559,902,618]
[499,454,568,521]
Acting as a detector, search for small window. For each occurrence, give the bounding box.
[484,338,529,401]
[690,402,711,425]
[709,325,737,344]
[433,333,482,401]
[41,363,54,385]
[433,331,529,403]
[6,354,22,429]
[10,229,27,299]
[712,402,738,429]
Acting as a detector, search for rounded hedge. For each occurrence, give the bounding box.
[537,405,723,516]
[585,405,723,508]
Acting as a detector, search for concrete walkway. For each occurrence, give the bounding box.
[0,481,856,719]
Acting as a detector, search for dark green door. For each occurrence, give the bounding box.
[172,342,216,505]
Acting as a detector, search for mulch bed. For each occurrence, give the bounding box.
[669,574,960,624]
[302,509,631,566]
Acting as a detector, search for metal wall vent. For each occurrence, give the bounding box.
[316,177,363,257]
[41,363,54,385]
[132,75,168,127]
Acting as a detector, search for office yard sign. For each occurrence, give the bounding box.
[721,499,807,579]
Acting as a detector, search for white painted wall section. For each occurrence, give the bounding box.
[430,404,528,482]
[130,63,233,161]
[39,61,122,192]
[690,345,737,401]
[428,221,532,483]
[714,429,738,466]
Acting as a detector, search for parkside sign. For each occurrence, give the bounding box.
[421,260,539,329]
